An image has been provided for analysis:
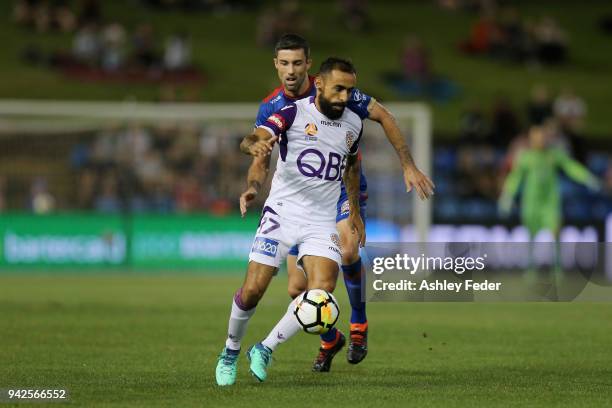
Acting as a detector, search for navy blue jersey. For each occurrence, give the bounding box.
[256,76,370,195]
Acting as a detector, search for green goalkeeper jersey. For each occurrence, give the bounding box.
[500,147,598,235]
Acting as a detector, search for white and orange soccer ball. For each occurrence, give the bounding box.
[293,289,340,334]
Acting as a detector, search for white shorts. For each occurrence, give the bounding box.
[248,208,342,270]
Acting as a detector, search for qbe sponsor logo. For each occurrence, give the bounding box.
[252,237,279,257]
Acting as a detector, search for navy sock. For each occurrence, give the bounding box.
[342,258,367,324]
[320,327,337,343]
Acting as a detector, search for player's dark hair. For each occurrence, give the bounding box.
[274,34,310,58]
[318,57,356,76]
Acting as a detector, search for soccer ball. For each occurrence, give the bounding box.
[293,289,340,334]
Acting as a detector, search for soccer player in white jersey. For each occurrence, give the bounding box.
[216,57,365,385]
[240,34,434,371]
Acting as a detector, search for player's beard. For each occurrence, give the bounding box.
[318,93,346,120]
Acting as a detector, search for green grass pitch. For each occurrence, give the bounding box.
[1,274,611,407]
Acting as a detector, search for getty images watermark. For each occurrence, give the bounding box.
[371,252,499,292]
[362,243,612,302]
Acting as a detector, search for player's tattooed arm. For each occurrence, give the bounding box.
[368,102,435,200]
[343,153,366,247]
[240,155,271,216]
[240,128,278,157]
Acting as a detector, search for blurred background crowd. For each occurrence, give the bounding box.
[1,0,612,232]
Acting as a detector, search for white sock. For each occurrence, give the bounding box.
[261,299,301,352]
[225,290,256,351]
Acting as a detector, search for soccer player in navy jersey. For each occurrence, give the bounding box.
[239,34,433,368]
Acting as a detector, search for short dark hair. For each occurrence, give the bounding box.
[274,34,310,58]
[318,57,356,76]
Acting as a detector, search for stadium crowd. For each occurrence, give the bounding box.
[16,0,200,82]
[3,0,611,226]
[67,121,249,215]
[458,4,568,66]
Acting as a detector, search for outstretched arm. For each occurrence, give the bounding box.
[343,153,366,247]
[368,101,435,199]
[555,149,600,190]
[499,154,526,215]
[240,127,278,156]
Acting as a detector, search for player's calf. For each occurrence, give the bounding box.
[342,258,369,364]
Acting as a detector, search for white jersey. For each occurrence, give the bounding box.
[259,96,363,226]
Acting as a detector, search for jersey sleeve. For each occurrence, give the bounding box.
[501,151,527,202]
[347,88,376,120]
[553,148,600,189]
[258,103,297,136]
[255,102,272,128]
[348,124,364,156]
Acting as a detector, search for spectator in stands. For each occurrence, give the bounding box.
[385,35,458,101]
[29,177,55,214]
[532,16,568,65]
[72,23,101,66]
[338,0,370,33]
[401,35,431,84]
[256,0,309,48]
[489,96,520,148]
[459,102,488,145]
[174,173,205,213]
[164,32,192,71]
[554,89,587,163]
[116,122,152,166]
[526,84,553,125]
[135,150,164,188]
[150,170,175,213]
[495,6,530,62]
[78,0,102,28]
[459,10,502,55]
[101,22,127,71]
[13,0,77,33]
[95,171,121,213]
[132,23,161,69]
[77,168,97,209]
[554,88,586,132]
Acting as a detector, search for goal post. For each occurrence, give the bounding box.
[0,99,432,241]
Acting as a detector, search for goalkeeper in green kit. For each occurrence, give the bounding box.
[499,125,600,273]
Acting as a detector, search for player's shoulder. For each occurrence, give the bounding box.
[343,105,364,127]
[262,86,284,104]
[350,87,369,104]
[346,87,374,120]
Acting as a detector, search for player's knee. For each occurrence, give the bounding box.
[311,281,336,293]
[287,284,305,299]
[340,237,360,264]
[287,276,306,299]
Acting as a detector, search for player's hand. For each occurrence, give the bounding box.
[586,177,602,192]
[248,136,278,157]
[498,195,512,217]
[239,186,258,217]
[349,213,366,248]
[403,165,435,200]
